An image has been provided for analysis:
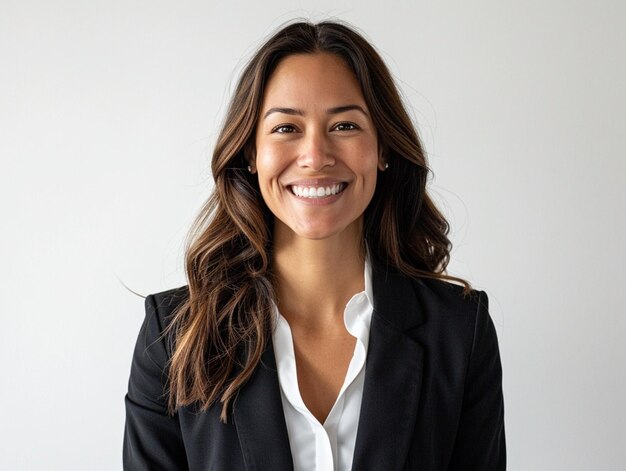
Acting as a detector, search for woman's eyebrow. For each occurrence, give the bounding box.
[263,107,304,119]
[326,105,369,116]
[263,104,368,120]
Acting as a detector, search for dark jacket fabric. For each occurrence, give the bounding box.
[123,263,506,470]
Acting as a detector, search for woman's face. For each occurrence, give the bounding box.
[253,52,383,242]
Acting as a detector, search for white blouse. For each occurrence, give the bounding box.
[271,261,374,471]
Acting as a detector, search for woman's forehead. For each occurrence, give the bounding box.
[261,53,366,112]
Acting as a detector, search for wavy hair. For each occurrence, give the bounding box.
[165,20,470,423]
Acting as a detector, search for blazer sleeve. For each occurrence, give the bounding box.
[448,290,506,470]
[123,294,189,471]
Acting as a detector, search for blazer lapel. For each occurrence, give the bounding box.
[233,340,294,471]
[351,264,426,471]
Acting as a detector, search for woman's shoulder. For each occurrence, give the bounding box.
[413,276,486,312]
[146,285,189,322]
[371,261,490,337]
[410,276,495,347]
[137,286,189,358]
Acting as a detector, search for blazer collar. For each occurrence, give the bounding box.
[350,262,426,470]
[232,340,295,471]
[369,260,426,330]
[233,262,426,471]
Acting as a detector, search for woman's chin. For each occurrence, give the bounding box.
[275,218,363,244]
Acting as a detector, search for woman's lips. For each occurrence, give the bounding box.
[289,182,347,198]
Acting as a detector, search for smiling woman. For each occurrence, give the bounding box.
[254,53,381,242]
[123,20,506,471]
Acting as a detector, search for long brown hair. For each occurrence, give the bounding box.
[165,20,470,422]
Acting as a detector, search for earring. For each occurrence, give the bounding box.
[384,162,389,170]
[247,165,252,173]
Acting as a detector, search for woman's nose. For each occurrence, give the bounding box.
[297,131,335,171]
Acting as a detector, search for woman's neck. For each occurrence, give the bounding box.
[272,224,365,327]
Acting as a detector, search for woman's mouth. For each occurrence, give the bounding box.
[289,183,346,199]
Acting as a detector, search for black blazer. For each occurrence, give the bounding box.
[123,264,506,470]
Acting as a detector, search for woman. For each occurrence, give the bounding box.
[123,20,506,471]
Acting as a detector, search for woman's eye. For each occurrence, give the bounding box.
[333,122,358,131]
[272,124,297,133]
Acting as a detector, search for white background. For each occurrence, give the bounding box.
[1,0,625,469]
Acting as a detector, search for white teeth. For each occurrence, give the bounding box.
[291,183,345,198]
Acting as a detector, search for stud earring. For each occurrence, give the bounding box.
[384,162,389,170]
[247,165,252,173]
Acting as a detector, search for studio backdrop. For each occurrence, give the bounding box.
[1,1,624,469]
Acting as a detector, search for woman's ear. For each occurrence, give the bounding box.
[377,147,388,171]
[247,160,257,174]
[244,142,257,174]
